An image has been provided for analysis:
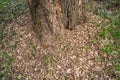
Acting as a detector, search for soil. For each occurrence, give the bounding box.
[2,11,115,80]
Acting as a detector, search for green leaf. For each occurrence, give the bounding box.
[99,29,109,38]
[11,58,16,63]
[1,50,11,59]
[0,73,5,79]
[44,56,50,63]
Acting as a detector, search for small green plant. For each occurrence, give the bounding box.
[0,50,16,80]
[0,30,3,42]
[99,28,109,38]
[98,71,103,77]
[95,57,101,62]
[44,56,51,63]
[95,7,109,19]
[61,44,71,51]
[1,50,11,58]
[29,44,36,56]
[84,45,91,51]
[64,76,68,80]
[100,44,115,54]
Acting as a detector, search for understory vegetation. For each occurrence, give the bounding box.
[0,0,28,79]
[0,0,120,80]
[84,0,120,79]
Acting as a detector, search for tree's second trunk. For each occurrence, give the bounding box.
[28,0,82,45]
[61,0,82,30]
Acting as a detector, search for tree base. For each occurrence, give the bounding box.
[29,0,82,45]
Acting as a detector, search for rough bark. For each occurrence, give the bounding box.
[28,0,82,45]
[61,0,82,29]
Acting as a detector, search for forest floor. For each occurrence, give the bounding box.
[0,0,120,80]
[1,11,116,80]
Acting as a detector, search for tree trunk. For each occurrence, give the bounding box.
[28,0,82,45]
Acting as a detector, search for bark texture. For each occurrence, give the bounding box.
[28,0,82,44]
[61,0,82,29]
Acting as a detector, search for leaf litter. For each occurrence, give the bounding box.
[1,11,116,80]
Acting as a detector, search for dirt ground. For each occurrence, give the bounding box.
[3,11,115,80]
